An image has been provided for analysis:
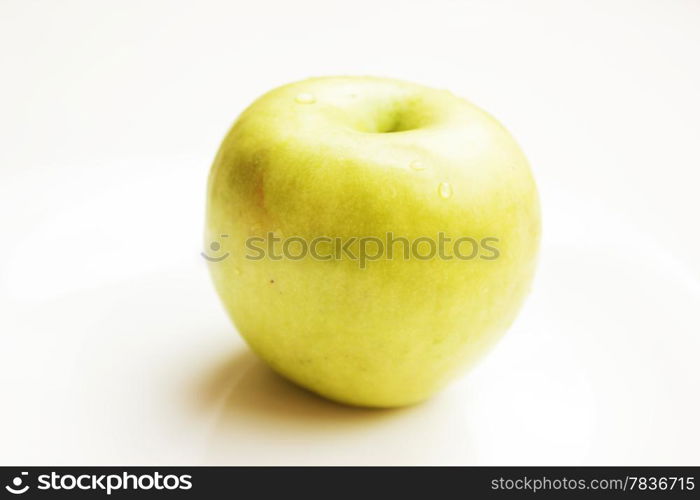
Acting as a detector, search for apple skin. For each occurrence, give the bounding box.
[206,76,540,407]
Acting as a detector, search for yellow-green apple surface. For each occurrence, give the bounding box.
[206,76,540,407]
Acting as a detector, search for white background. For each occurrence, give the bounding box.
[1,0,699,465]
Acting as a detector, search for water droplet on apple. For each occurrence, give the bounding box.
[295,93,316,104]
[409,160,426,171]
[438,182,453,199]
[234,267,241,276]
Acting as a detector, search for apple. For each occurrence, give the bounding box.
[205,76,540,407]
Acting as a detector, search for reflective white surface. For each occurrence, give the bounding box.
[1,0,699,465]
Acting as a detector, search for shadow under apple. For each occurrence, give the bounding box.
[191,347,417,462]
[198,349,407,424]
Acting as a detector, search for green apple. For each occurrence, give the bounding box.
[206,76,540,407]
